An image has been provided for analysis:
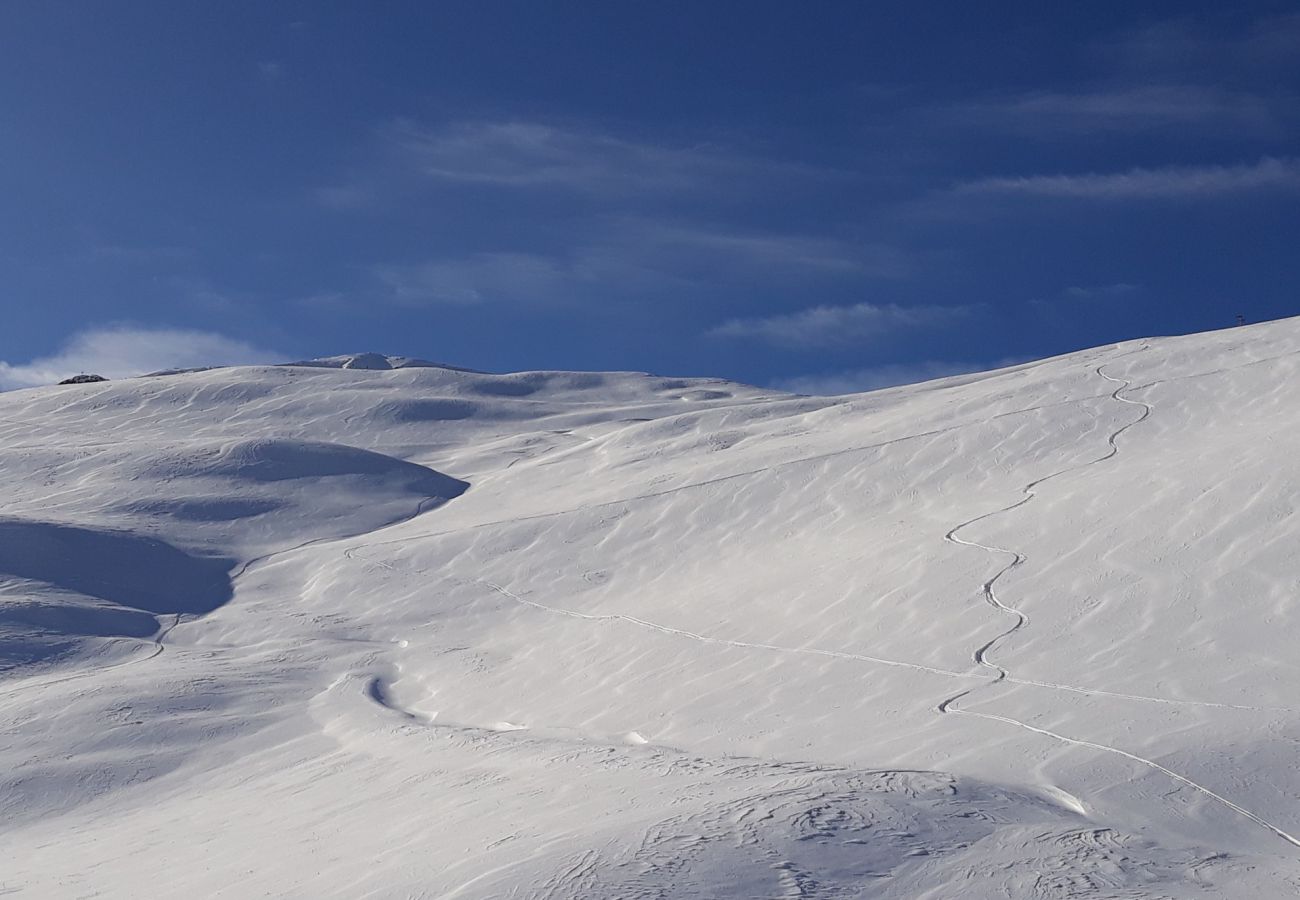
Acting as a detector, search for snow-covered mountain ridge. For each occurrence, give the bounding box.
[2,321,1299,897]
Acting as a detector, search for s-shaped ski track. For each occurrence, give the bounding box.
[938,349,1300,850]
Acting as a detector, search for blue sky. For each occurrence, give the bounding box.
[2,1,1298,392]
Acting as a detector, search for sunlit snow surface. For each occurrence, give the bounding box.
[2,326,1299,898]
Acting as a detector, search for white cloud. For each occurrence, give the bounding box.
[373,253,572,306]
[933,86,1289,135]
[318,118,839,206]
[1098,14,1300,75]
[391,120,703,193]
[257,60,286,82]
[0,326,281,391]
[384,119,832,196]
[954,157,1300,200]
[708,302,974,348]
[370,222,904,309]
[618,221,907,276]
[1027,283,1142,312]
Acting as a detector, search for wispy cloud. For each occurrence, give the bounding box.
[370,220,904,308]
[931,86,1290,136]
[257,60,286,82]
[619,220,907,277]
[909,13,1300,143]
[317,118,840,208]
[319,117,905,314]
[0,326,281,391]
[390,120,707,193]
[1028,282,1140,309]
[771,359,1022,395]
[391,119,837,194]
[373,253,573,306]
[954,157,1300,200]
[1097,14,1300,75]
[708,302,974,349]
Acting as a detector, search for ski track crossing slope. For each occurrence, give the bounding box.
[1,328,1299,898]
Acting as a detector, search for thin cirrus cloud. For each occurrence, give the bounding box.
[370,222,901,307]
[624,221,905,277]
[954,157,1300,200]
[373,253,573,306]
[0,326,281,391]
[321,118,835,206]
[1097,13,1300,75]
[918,14,1300,139]
[1029,283,1140,309]
[930,86,1290,136]
[708,302,974,349]
[392,119,705,192]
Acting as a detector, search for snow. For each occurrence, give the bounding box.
[282,352,478,372]
[2,321,1299,897]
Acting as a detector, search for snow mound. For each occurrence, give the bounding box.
[120,439,469,558]
[183,438,466,491]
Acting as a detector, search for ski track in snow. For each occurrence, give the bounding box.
[469,579,1289,714]
[937,349,1300,851]
[457,346,1300,854]
[0,612,181,701]
[436,349,1291,716]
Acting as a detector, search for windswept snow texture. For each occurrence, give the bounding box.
[3,323,1300,897]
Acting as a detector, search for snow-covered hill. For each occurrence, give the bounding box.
[2,323,1299,897]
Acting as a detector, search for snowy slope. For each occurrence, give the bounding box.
[2,325,1299,897]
